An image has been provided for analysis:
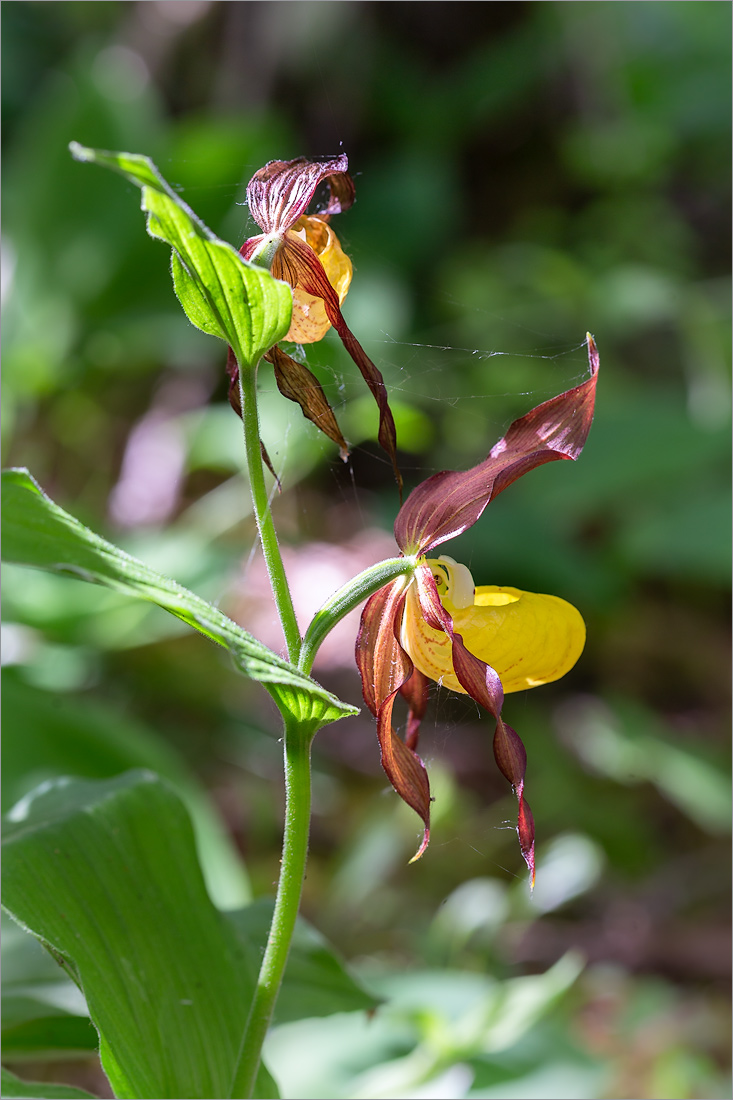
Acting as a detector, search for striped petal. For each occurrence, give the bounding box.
[246,155,354,236]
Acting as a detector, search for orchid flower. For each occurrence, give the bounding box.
[355,337,600,885]
[229,155,401,490]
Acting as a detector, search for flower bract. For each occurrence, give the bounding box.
[355,336,600,884]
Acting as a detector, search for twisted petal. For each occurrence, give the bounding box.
[406,563,535,883]
[494,718,535,887]
[355,579,431,860]
[395,336,599,555]
[246,155,355,236]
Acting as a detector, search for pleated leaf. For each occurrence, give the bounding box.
[68,143,292,369]
[2,773,277,1099]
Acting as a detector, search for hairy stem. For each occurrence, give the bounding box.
[229,716,314,1098]
[238,361,301,663]
[299,556,416,675]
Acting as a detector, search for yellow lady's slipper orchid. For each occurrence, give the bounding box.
[402,556,586,695]
[233,155,400,491]
[356,336,600,884]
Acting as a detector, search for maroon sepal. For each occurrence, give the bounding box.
[395,336,599,554]
[246,155,355,236]
[240,237,260,264]
[267,345,349,461]
[356,581,431,860]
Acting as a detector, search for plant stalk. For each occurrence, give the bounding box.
[299,557,416,675]
[229,716,314,1098]
[237,361,301,663]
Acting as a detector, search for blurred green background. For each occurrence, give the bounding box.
[2,3,730,1098]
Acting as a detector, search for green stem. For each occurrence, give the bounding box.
[238,362,301,663]
[229,716,314,1098]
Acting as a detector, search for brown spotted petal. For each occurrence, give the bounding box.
[412,565,536,884]
[355,579,431,860]
[246,155,355,236]
[395,336,599,555]
[267,345,349,461]
[281,232,402,495]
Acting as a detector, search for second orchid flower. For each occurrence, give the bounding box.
[232,155,402,492]
[356,337,600,885]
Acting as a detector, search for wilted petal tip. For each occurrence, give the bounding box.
[407,826,430,864]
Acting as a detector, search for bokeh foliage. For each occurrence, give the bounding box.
[2,3,730,1098]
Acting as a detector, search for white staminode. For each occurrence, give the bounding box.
[435,555,475,608]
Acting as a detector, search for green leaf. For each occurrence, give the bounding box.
[2,914,96,1060]
[1,1012,97,1062]
[2,671,250,910]
[1,1067,98,1100]
[228,899,380,1025]
[68,142,292,369]
[1,468,358,730]
[2,773,276,1100]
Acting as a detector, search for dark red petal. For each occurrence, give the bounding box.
[355,582,431,860]
[281,234,402,496]
[494,718,535,887]
[267,345,349,461]
[395,336,600,554]
[246,156,354,236]
[399,668,430,751]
